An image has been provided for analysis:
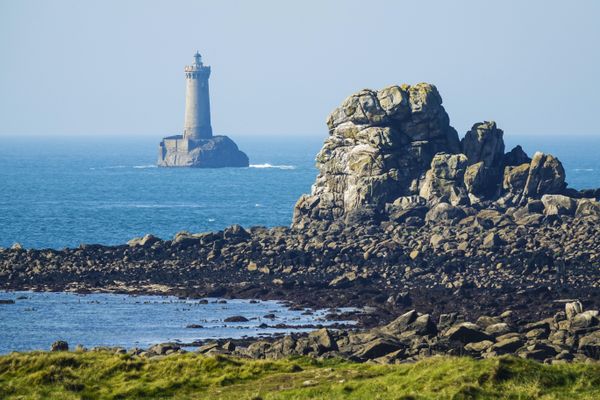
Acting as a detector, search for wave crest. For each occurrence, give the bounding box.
[250,163,295,170]
[90,165,157,170]
[133,165,157,169]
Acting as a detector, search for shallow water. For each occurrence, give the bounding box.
[0,291,355,353]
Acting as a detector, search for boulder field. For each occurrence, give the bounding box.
[187,301,600,365]
[2,83,600,363]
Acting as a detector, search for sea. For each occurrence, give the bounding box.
[0,134,599,352]
[0,134,598,250]
[0,135,323,249]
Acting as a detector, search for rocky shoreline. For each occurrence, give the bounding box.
[46,299,600,365]
[2,83,600,363]
[2,211,599,328]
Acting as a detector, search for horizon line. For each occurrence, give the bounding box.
[1,132,600,138]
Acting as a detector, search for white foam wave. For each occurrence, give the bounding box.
[133,165,157,169]
[89,165,128,170]
[249,163,296,170]
[90,164,157,170]
[131,204,204,208]
[574,168,594,172]
[97,203,205,209]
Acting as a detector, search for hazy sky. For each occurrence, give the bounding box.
[1,0,599,138]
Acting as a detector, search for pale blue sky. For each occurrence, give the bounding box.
[1,0,599,138]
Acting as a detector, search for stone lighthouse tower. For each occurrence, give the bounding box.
[183,52,213,140]
[157,51,249,168]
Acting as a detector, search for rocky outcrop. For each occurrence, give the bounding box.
[158,135,249,168]
[461,121,505,168]
[500,152,567,206]
[419,153,468,205]
[503,145,531,167]
[461,121,505,198]
[293,83,580,228]
[524,152,566,198]
[293,83,461,227]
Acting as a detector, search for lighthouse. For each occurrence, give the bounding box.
[183,52,212,140]
[157,51,249,168]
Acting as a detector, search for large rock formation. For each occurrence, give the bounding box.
[292,83,577,228]
[293,83,461,227]
[461,121,505,199]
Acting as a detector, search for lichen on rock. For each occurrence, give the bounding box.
[292,83,575,228]
[293,83,461,227]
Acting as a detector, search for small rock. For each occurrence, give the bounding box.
[222,341,236,352]
[353,338,403,360]
[51,340,69,352]
[482,232,503,248]
[247,262,258,271]
[492,337,524,354]
[565,301,583,320]
[570,311,599,333]
[465,340,494,353]
[148,343,180,355]
[444,322,492,344]
[578,331,600,359]
[224,316,249,323]
[409,250,420,260]
[485,323,511,337]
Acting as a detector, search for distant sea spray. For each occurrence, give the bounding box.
[249,163,296,170]
[90,165,158,170]
[90,164,295,170]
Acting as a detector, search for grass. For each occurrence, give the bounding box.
[0,351,599,399]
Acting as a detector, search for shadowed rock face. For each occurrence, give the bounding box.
[292,83,572,228]
[461,121,505,199]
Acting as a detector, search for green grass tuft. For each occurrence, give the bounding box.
[0,351,598,399]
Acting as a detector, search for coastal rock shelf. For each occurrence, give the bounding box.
[2,210,599,331]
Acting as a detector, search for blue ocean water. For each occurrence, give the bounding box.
[0,134,598,249]
[0,291,354,353]
[0,135,323,249]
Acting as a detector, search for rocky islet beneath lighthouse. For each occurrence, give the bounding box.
[158,52,249,168]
